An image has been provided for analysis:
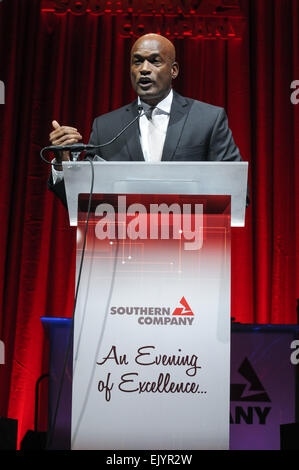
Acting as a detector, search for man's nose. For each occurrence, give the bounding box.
[140,60,151,74]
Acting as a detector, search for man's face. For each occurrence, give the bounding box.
[130,36,179,105]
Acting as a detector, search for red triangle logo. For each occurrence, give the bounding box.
[172,297,194,316]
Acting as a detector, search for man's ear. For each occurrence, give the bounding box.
[171,61,179,80]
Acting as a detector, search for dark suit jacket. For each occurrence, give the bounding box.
[48,91,246,205]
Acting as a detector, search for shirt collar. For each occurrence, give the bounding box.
[138,89,173,115]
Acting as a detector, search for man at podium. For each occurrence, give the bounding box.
[48,33,244,205]
[45,33,249,451]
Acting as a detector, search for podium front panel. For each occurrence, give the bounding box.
[71,194,231,450]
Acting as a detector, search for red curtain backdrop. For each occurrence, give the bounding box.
[0,0,298,446]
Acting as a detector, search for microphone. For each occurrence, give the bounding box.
[43,143,96,152]
[41,105,145,163]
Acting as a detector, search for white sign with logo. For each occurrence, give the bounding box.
[71,198,231,450]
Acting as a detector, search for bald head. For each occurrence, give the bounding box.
[131,34,176,63]
[130,34,179,105]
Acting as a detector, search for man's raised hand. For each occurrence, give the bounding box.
[49,120,82,169]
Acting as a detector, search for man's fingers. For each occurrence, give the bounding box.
[50,121,81,166]
[51,133,82,146]
[51,131,82,141]
[51,122,78,132]
[50,126,79,139]
[50,129,82,143]
[53,138,82,147]
[49,121,82,157]
[61,137,81,145]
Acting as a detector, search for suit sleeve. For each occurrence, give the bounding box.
[209,108,250,205]
[208,109,242,162]
[88,118,99,146]
[47,168,68,208]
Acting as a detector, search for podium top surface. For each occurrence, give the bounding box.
[62,161,248,227]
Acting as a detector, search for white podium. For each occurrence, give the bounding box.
[62,161,248,450]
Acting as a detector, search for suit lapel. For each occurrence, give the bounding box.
[161,92,190,162]
[123,100,145,161]
[123,92,190,162]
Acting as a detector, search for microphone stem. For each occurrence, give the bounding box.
[94,108,145,149]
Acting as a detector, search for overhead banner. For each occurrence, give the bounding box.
[41,0,247,39]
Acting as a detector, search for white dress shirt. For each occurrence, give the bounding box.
[51,89,173,183]
[138,88,173,162]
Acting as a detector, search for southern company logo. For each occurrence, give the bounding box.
[172,297,194,316]
[231,357,271,402]
[230,357,271,425]
[110,297,195,326]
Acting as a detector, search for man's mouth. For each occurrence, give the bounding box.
[138,78,154,89]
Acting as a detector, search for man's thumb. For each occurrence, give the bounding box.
[52,120,60,129]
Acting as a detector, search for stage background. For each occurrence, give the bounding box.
[0,0,298,446]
